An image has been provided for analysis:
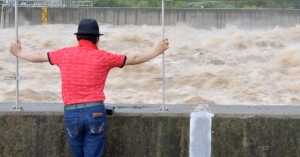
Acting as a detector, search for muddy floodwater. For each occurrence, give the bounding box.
[1,24,300,106]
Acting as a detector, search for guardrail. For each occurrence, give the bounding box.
[0,0,93,7]
[69,1,93,7]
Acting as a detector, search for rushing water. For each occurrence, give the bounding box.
[1,24,300,105]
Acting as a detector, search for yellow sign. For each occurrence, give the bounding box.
[42,7,47,25]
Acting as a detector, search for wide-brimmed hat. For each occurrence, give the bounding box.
[74,19,103,36]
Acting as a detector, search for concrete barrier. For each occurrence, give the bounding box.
[1,8,300,29]
[0,103,192,157]
[213,115,300,157]
[0,112,190,157]
[1,103,300,157]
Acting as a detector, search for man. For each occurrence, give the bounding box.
[10,18,169,157]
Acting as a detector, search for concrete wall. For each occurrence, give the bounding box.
[2,8,300,29]
[1,111,300,157]
[0,112,190,157]
[212,115,300,157]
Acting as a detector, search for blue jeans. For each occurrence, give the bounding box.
[64,105,107,157]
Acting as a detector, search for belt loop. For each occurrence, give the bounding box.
[84,103,86,109]
[76,105,77,110]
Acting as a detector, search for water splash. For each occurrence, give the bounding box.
[1,24,300,105]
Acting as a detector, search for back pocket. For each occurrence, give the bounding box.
[89,113,105,134]
[64,117,79,138]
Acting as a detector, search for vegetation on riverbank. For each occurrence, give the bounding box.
[92,0,300,9]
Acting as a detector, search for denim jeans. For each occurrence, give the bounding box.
[64,105,107,157]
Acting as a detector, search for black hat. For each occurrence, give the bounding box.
[74,19,103,36]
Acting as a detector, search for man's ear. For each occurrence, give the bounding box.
[96,36,100,45]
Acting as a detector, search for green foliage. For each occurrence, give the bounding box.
[193,2,237,8]
[92,0,300,9]
[92,0,133,7]
[242,5,257,9]
[193,1,300,9]
[165,1,190,8]
[265,2,295,9]
[136,1,152,8]
[146,0,161,7]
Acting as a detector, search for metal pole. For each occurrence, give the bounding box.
[161,0,166,112]
[1,5,5,29]
[15,0,20,109]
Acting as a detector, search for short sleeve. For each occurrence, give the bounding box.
[48,49,63,65]
[107,52,127,68]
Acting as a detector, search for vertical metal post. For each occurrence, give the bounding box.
[160,0,167,112]
[15,0,20,110]
[1,5,5,29]
[4,0,24,110]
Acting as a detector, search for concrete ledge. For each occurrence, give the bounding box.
[1,103,300,156]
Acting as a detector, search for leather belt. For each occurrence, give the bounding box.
[64,102,104,111]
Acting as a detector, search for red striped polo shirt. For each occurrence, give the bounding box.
[47,39,126,105]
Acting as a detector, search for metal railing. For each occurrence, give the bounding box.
[0,0,93,7]
[2,0,168,112]
[69,1,92,7]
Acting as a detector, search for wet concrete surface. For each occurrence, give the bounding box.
[1,102,300,116]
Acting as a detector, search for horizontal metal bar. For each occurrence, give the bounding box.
[5,76,27,80]
[152,78,173,82]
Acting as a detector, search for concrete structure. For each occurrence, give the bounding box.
[2,7,300,157]
[1,103,300,156]
[1,8,300,29]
